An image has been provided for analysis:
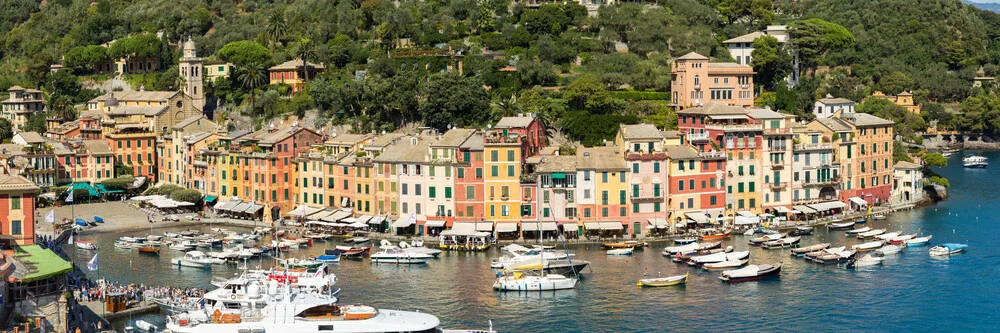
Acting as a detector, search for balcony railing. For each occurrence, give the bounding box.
[694,83,701,90]
[687,132,710,141]
[704,123,764,132]
[802,177,840,187]
[700,151,726,159]
[794,143,833,151]
[768,182,787,190]
[770,164,784,170]
[630,195,664,203]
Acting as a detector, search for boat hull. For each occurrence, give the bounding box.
[637,274,687,287]
[720,266,781,283]
[371,256,430,264]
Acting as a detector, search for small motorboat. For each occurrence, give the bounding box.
[856,229,887,239]
[875,244,902,256]
[662,241,721,255]
[788,226,814,236]
[636,273,687,287]
[163,232,181,238]
[904,235,933,247]
[698,229,732,241]
[828,221,856,230]
[350,237,370,244]
[281,258,325,269]
[607,248,634,256]
[171,251,213,269]
[762,236,801,249]
[703,258,751,270]
[313,254,341,263]
[135,320,157,333]
[371,247,433,264]
[847,254,885,268]
[719,264,781,283]
[791,243,830,256]
[845,226,871,235]
[804,246,846,260]
[749,233,784,246]
[138,246,160,255]
[76,241,98,250]
[874,231,902,241]
[852,241,884,252]
[872,214,887,220]
[94,216,105,223]
[674,238,697,244]
[602,240,648,249]
[742,228,755,236]
[929,243,967,256]
[854,219,868,224]
[812,249,856,264]
[889,234,916,244]
[328,246,371,258]
[114,241,137,249]
[687,251,749,266]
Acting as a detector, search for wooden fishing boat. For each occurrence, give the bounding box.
[138,246,160,255]
[698,229,732,241]
[703,258,751,270]
[788,226,814,236]
[762,236,801,249]
[889,234,916,244]
[637,273,687,287]
[903,235,932,247]
[845,226,871,235]
[857,229,887,239]
[852,241,885,252]
[827,221,856,230]
[749,233,784,246]
[602,240,648,249]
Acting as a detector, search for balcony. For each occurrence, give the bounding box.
[625,152,668,161]
[764,127,792,135]
[705,123,763,132]
[631,195,664,203]
[687,132,710,141]
[768,182,787,190]
[802,177,840,187]
[694,83,701,90]
[770,164,784,170]
[794,143,833,151]
[699,151,726,160]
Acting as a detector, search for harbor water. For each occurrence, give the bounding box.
[68,151,998,332]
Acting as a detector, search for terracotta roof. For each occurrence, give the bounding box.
[535,155,577,173]
[662,130,681,139]
[576,146,625,170]
[90,90,179,103]
[366,133,405,149]
[325,133,373,146]
[842,112,894,127]
[619,124,662,140]
[813,117,853,132]
[678,102,747,116]
[723,31,764,44]
[746,108,788,120]
[242,125,320,146]
[172,115,214,130]
[432,128,476,147]
[373,135,434,164]
[894,161,921,170]
[270,59,326,71]
[817,94,855,105]
[495,116,535,129]
[664,145,701,159]
[83,140,113,155]
[15,132,46,144]
[7,86,25,91]
[677,52,710,61]
[459,133,485,151]
[0,175,39,191]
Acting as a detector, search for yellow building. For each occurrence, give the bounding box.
[268,59,326,93]
[483,131,521,224]
[577,146,629,233]
[872,91,920,114]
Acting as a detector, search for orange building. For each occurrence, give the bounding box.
[669,52,755,110]
[269,59,326,92]
[0,175,39,245]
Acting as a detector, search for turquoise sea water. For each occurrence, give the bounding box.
[69,151,999,332]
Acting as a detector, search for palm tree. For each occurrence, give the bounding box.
[237,62,268,113]
[294,38,315,83]
[265,13,288,48]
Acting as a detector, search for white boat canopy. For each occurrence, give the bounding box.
[368,215,386,225]
[735,216,761,225]
[600,222,623,230]
[425,220,446,228]
[685,212,710,224]
[476,222,494,232]
[793,205,817,214]
[647,218,669,229]
[808,201,846,212]
[496,223,519,233]
[849,196,868,206]
[391,218,414,228]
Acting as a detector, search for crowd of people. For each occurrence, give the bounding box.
[71,279,206,305]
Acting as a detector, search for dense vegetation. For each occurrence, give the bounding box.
[3,0,1000,146]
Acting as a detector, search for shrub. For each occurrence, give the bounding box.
[170,189,203,203]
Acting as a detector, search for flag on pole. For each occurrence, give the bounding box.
[87,254,98,271]
[68,233,73,245]
[65,189,73,203]
[45,210,54,223]
[300,205,306,219]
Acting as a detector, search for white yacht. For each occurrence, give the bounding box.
[172,251,215,269]
[398,241,443,257]
[492,270,577,291]
[489,244,570,269]
[963,154,988,168]
[370,247,433,264]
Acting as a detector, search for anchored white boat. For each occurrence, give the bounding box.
[852,241,885,252]
[929,243,967,256]
[845,226,871,235]
[904,235,933,246]
[76,241,98,250]
[857,229,887,239]
[847,254,885,268]
[396,241,443,257]
[873,231,901,241]
[607,248,634,256]
[171,251,214,269]
[492,270,577,291]
[875,244,902,255]
[370,247,433,264]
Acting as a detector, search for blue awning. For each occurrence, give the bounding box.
[71,182,99,196]
[95,184,124,194]
[204,195,218,202]
[551,173,566,179]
